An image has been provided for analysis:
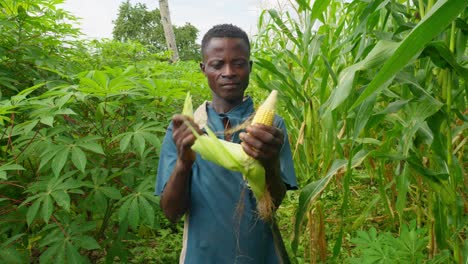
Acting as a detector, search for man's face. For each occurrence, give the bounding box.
[200,37,252,104]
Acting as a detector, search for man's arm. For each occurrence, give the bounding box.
[239,124,287,207]
[160,115,202,223]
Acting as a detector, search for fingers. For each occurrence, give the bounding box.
[240,124,283,161]
[241,124,283,148]
[172,115,202,162]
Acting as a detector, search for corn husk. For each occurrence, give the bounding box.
[182,91,193,118]
[191,127,266,200]
[182,91,273,220]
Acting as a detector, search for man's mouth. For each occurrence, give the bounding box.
[221,83,240,87]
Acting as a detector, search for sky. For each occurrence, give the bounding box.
[58,0,280,43]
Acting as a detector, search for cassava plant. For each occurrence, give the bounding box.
[0,1,209,262]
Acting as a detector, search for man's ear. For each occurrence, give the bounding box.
[200,62,205,73]
[249,60,253,72]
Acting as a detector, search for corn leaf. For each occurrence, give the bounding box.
[351,0,467,110]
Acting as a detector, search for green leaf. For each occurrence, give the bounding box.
[52,147,69,177]
[138,196,154,226]
[396,163,410,218]
[128,197,140,230]
[0,164,25,171]
[421,41,468,79]
[141,132,161,148]
[268,9,300,47]
[41,195,54,223]
[26,199,41,226]
[39,243,62,264]
[311,0,331,23]
[292,159,346,253]
[100,187,122,200]
[133,133,145,157]
[351,0,467,109]
[325,40,398,113]
[65,242,85,264]
[74,235,100,250]
[79,142,105,155]
[50,190,70,212]
[40,115,54,127]
[39,148,60,170]
[118,198,132,224]
[119,134,132,152]
[292,150,369,253]
[71,147,86,173]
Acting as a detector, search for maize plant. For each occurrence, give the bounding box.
[253,0,467,262]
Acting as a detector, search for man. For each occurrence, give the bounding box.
[155,24,297,263]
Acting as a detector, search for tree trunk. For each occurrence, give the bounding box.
[159,0,179,62]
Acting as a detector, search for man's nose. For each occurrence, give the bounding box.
[221,64,236,77]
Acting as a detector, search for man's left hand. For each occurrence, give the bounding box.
[239,124,284,166]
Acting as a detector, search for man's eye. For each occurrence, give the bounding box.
[210,61,223,69]
[233,60,247,67]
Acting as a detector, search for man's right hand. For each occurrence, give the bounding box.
[172,114,203,164]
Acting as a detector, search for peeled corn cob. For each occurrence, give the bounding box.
[182,90,278,220]
[252,90,277,126]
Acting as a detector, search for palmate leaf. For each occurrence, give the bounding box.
[41,195,54,223]
[138,195,155,226]
[351,0,467,109]
[77,142,105,155]
[0,163,25,180]
[71,146,86,173]
[27,199,41,226]
[128,197,140,230]
[100,187,122,200]
[23,173,83,225]
[52,147,69,177]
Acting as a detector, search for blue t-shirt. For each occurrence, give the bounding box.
[155,96,298,264]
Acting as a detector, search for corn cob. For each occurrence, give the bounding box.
[248,90,278,220]
[252,90,277,126]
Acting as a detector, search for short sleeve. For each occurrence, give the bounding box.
[275,116,298,190]
[155,122,178,196]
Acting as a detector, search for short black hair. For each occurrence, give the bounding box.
[201,24,250,57]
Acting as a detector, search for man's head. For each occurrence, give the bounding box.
[200,24,252,106]
[201,24,251,59]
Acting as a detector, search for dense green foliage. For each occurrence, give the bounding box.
[1,0,466,263]
[253,0,467,263]
[0,0,207,262]
[112,1,200,61]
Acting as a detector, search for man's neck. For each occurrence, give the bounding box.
[210,97,244,114]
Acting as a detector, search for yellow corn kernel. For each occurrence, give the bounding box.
[252,90,277,126]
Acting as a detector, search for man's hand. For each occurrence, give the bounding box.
[172,114,203,164]
[161,115,202,223]
[239,123,284,166]
[240,123,286,207]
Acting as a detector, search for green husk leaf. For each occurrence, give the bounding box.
[182,91,193,118]
[191,126,266,200]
